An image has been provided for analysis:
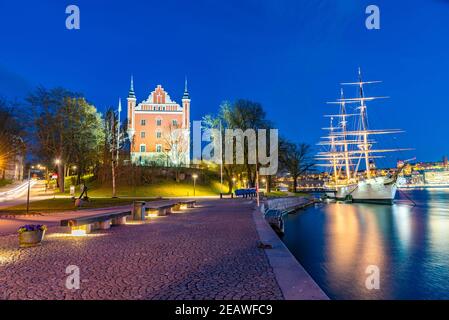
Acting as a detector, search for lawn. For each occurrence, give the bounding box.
[63,180,227,198]
[0,198,139,215]
[1,179,226,215]
[266,191,310,198]
[0,179,12,188]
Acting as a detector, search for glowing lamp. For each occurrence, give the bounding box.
[71,229,86,237]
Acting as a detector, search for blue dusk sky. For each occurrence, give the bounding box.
[0,0,448,167]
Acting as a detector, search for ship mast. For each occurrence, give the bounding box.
[357,68,372,179]
[329,117,338,184]
[316,69,411,182]
[339,88,351,182]
[338,68,387,179]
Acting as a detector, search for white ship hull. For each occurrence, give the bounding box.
[325,177,397,204]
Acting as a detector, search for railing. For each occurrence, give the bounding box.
[262,197,315,234]
[234,188,257,197]
[264,197,310,212]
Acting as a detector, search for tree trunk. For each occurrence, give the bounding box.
[112,161,116,197]
[246,166,252,187]
[131,163,135,197]
[267,175,272,193]
[58,164,64,193]
[292,175,298,193]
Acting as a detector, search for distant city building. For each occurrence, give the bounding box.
[398,156,449,173]
[1,153,24,181]
[274,171,326,191]
[126,76,191,166]
[398,156,449,187]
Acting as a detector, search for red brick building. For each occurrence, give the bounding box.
[127,77,190,166]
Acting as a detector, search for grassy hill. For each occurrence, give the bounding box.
[57,175,227,198]
[0,198,139,215]
[1,180,227,215]
[85,180,227,198]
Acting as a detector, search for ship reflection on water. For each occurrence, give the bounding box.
[281,189,449,299]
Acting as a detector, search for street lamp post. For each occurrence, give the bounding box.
[55,158,63,193]
[26,166,33,214]
[192,174,198,196]
[39,165,49,192]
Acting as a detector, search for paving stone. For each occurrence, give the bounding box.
[0,199,283,300]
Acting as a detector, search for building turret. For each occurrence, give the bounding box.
[128,74,136,99]
[181,77,191,166]
[127,75,136,139]
[182,77,190,129]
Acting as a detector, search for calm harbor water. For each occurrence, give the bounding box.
[281,189,449,300]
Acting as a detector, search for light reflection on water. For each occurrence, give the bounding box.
[281,189,449,299]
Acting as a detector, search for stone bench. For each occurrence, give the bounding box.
[145,203,177,216]
[146,200,197,215]
[176,200,196,209]
[60,210,131,234]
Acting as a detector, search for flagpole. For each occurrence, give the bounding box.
[219,120,223,192]
[117,98,121,162]
[255,143,260,207]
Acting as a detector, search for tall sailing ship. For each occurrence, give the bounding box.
[316,69,409,204]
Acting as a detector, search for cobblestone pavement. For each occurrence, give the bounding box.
[0,199,284,300]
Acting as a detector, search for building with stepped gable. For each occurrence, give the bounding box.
[126,77,190,166]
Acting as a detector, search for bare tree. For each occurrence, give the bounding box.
[162,123,189,181]
[202,100,272,193]
[279,141,314,193]
[104,108,120,197]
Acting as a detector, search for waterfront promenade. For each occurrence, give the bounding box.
[0,199,326,300]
